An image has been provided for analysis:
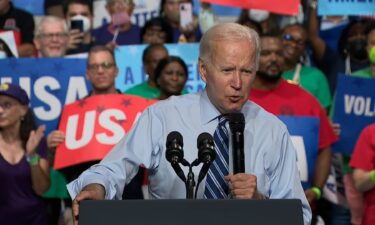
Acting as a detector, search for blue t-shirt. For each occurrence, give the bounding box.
[92,23,141,45]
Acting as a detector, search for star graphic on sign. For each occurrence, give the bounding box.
[121,98,132,107]
[30,71,40,77]
[7,59,20,70]
[53,62,65,75]
[352,78,365,88]
[77,99,87,107]
[96,106,106,113]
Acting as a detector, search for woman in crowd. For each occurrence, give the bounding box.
[154,55,188,100]
[0,83,50,225]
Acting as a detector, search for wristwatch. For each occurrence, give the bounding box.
[26,154,40,166]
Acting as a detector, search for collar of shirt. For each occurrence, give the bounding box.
[199,91,221,125]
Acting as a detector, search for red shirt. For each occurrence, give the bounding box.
[350,124,375,225]
[250,79,337,149]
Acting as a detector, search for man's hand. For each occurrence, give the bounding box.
[72,184,105,225]
[68,29,84,50]
[225,173,264,199]
[304,188,318,206]
[47,130,65,149]
[26,125,46,155]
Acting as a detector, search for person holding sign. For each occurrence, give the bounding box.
[250,34,337,224]
[350,123,375,225]
[0,83,50,225]
[68,23,311,225]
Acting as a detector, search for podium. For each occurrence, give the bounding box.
[79,199,304,225]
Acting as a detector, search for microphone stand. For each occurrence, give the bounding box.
[181,159,196,199]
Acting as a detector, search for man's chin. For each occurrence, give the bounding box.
[256,71,282,82]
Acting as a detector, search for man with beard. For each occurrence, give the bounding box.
[250,34,337,225]
[280,24,331,111]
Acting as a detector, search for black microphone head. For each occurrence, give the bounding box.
[227,113,245,132]
[166,131,184,164]
[197,132,215,163]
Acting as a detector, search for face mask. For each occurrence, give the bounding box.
[111,12,130,27]
[347,39,368,61]
[248,9,269,23]
[0,51,7,59]
[70,14,91,33]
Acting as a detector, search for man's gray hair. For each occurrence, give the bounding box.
[199,22,261,70]
[35,16,68,37]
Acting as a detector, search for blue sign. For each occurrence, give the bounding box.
[318,0,375,16]
[114,43,205,93]
[13,0,45,15]
[279,116,320,189]
[0,58,91,134]
[332,74,375,155]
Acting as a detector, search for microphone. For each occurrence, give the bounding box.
[166,131,186,182]
[228,113,245,174]
[196,132,216,183]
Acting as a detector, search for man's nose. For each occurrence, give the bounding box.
[231,72,242,89]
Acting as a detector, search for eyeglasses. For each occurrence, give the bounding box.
[0,101,16,110]
[282,33,305,47]
[39,32,68,40]
[87,62,115,71]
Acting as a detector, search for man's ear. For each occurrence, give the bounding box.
[198,58,207,83]
[33,39,40,52]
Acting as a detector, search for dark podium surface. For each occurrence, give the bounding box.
[79,199,304,225]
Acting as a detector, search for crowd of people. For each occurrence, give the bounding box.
[1,0,375,225]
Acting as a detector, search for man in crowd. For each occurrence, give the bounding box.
[34,16,69,57]
[0,0,35,56]
[68,23,311,225]
[125,44,169,99]
[63,0,96,55]
[250,34,337,224]
[280,24,331,111]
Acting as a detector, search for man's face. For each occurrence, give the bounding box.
[86,51,118,92]
[66,3,93,26]
[34,21,69,57]
[281,25,306,64]
[0,0,10,12]
[163,0,180,24]
[199,39,256,114]
[142,25,168,44]
[144,47,168,79]
[257,37,284,81]
[106,0,134,15]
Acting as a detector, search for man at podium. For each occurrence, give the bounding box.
[68,22,311,225]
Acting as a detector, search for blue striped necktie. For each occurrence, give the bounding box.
[204,116,229,199]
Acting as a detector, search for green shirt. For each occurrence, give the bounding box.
[124,82,160,99]
[282,66,332,109]
[124,81,189,99]
[43,169,69,199]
